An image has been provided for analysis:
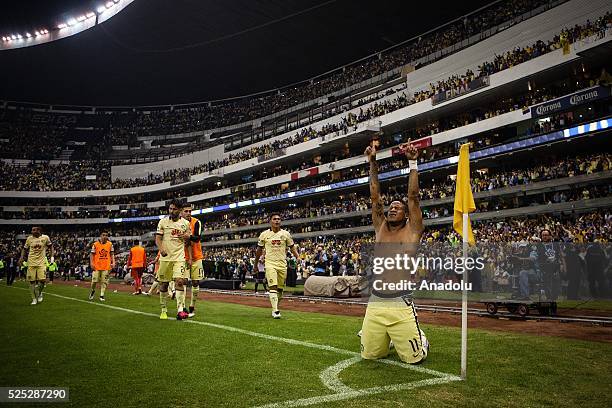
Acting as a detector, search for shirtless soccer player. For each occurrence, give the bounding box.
[155,200,191,320]
[360,141,429,364]
[254,214,300,319]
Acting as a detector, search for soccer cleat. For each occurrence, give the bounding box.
[99,296,105,302]
[159,311,168,320]
[143,292,151,296]
[188,306,196,318]
[88,291,95,301]
[37,295,43,303]
[30,299,37,305]
[272,311,281,319]
[357,329,362,337]
[421,332,430,361]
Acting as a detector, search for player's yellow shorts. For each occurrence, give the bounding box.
[158,260,187,282]
[265,265,287,289]
[360,302,426,364]
[26,265,46,281]
[92,270,110,284]
[187,260,204,281]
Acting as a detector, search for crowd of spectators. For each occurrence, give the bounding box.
[200,211,611,288]
[103,0,559,143]
[2,56,609,194]
[1,152,609,221]
[1,209,609,298]
[4,0,553,154]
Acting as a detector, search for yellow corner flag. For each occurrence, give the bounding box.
[453,143,476,244]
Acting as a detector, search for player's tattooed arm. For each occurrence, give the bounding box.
[365,145,384,230]
[404,142,424,237]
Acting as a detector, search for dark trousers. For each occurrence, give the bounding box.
[6,267,16,285]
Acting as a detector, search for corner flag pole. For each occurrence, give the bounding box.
[461,213,468,380]
[453,143,475,380]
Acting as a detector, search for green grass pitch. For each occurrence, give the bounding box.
[0,283,610,407]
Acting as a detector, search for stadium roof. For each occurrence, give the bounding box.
[0,0,492,106]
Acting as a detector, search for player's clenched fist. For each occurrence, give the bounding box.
[400,139,419,160]
[364,145,377,162]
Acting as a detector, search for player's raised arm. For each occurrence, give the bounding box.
[402,141,424,236]
[365,145,385,231]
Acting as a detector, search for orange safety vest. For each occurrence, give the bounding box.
[130,246,146,268]
[92,241,113,271]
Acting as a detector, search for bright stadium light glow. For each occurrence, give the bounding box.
[34,31,40,36]
[25,32,32,38]
[86,12,95,18]
[16,34,22,39]
[43,29,48,34]
[67,18,77,26]
[106,1,114,8]
[58,23,67,29]
[11,35,17,40]
[77,15,86,22]
[97,5,106,13]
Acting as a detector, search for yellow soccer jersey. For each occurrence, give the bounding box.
[25,234,51,267]
[156,217,190,262]
[258,229,294,269]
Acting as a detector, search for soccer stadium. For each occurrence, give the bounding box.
[0,0,611,406]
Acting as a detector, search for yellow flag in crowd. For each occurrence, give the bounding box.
[453,143,476,244]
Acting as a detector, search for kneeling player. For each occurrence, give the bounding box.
[360,141,429,364]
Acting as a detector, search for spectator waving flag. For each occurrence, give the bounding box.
[453,143,476,245]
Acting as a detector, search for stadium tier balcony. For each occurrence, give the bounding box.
[1,0,605,165]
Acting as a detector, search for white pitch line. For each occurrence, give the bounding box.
[253,376,462,408]
[4,286,462,407]
[319,357,361,393]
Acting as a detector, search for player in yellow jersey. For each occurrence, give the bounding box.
[181,204,204,318]
[89,230,115,302]
[254,214,300,319]
[155,200,191,320]
[19,226,53,305]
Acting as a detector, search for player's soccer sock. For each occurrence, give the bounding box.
[100,282,107,297]
[37,282,45,295]
[277,289,284,305]
[149,280,159,294]
[176,289,185,311]
[159,291,168,313]
[29,283,37,299]
[190,286,199,308]
[169,281,176,293]
[269,290,279,312]
[90,281,96,291]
